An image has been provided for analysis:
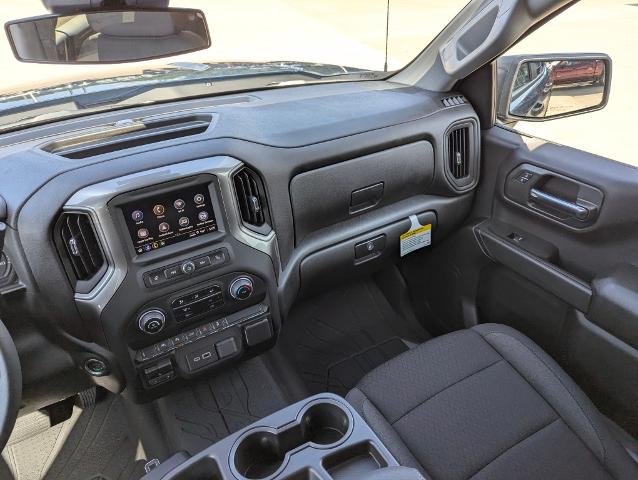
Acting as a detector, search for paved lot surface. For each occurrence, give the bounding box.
[0,0,635,166]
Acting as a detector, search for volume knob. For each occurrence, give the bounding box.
[138,309,166,335]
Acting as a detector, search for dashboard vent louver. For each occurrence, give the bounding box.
[448,125,470,179]
[442,95,467,107]
[56,212,106,288]
[233,167,270,232]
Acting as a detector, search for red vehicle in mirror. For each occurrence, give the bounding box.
[550,59,605,84]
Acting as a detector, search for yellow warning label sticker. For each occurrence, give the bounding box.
[400,224,432,241]
[400,216,432,257]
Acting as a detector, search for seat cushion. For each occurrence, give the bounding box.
[346,323,638,480]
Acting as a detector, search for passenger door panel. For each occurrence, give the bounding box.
[473,126,638,436]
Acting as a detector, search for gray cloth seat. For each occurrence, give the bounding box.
[346,323,638,480]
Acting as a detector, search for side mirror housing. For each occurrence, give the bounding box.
[5,8,211,64]
[496,54,611,124]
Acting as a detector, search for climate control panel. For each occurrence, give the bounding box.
[171,284,224,322]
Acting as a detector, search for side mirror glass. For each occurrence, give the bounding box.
[5,8,210,64]
[496,54,611,123]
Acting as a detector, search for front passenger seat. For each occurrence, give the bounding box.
[347,324,638,480]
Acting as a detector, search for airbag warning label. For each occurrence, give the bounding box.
[400,215,432,257]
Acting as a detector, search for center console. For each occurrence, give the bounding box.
[64,156,281,401]
[141,394,401,480]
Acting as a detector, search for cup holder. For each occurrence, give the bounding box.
[233,401,351,479]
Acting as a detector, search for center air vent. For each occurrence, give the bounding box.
[55,212,106,293]
[233,167,271,234]
[448,125,470,179]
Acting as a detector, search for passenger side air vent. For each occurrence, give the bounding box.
[444,119,479,191]
[441,95,467,107]
[42,114,213,159]
[55,212,107,293]
[448,125,470,179]
[233,167,271,234]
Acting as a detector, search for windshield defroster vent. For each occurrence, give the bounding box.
[55,212,107,293]
[42,114,213,159]
[442,95,467,107]
[233,167,271,234]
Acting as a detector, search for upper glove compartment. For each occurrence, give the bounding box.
[289,141,434,244]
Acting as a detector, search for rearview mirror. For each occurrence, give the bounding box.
[496,54,611,123]
[5,8,210,64]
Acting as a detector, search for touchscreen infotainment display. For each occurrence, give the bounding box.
[122,184,218,254]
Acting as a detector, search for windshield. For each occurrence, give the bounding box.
[0,1,466,131]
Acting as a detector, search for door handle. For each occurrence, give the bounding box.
[529,188,590,221]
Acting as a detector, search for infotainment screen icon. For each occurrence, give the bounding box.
[121,184,218,254]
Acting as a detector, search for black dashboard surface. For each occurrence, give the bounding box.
[0,79,478,404]
[0,81,453,227]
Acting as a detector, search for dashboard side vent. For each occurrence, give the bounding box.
[55,212,106,292]
[233,167,271,234]
[442,95,467,107]
[447,125,470,179]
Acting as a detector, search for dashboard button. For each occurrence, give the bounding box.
[171,297,188,309]
[140,344,160,361]
[158,222,170,233]
[156,338,175,354]
[174,304,197,317]
[85,358,109,376]
[164,265,181,279]
[146,271,165,286]
[194,256,211,269]
[171,333,188,347]
[210,250,227,265]
[199,323,213,336]
[174,199,186,210]
[131,210,144,222]
[137,228,149,239]
[216,337,238,359]
[194,193,205,204]
[198,211,209,222]
[195,285,220,298]
[204,294,223,308]
[178,216,190,227]
[184,329,199,342]
[244,318,273,346]
[181,261,196,275]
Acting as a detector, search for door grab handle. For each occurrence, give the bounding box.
[529,188,589,221]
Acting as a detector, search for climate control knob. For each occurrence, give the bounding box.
[229,277,254,300]
[138,309,166,335]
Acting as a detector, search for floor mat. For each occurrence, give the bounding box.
[281,279,430,396]
[156,356,289,455]
[2,394,146,480]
